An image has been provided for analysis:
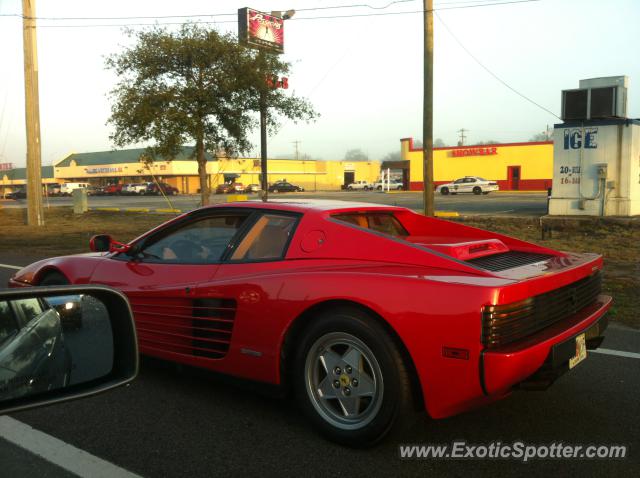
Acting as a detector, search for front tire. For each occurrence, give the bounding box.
[294,307,411,447]
[39,271,70,286]
[440,187,449,195]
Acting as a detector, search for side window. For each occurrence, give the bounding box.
[367,214,409,237]
[231,214,298,261]
[0,301,19,346]
[466,178,476,183]
[454,179,464,184]
[142,214,248,264]
[332,213,408,237]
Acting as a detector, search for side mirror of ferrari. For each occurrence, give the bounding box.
[89,234,113,252]
[0,285,138,415]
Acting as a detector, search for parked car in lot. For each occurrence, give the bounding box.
[146,182,179,196]
[215,183,235,194]
[47,183,62,196]
[122,183,149,195]
[9,200,610,446]
[268,181,304,192]
[437,176,499,195]
[60,182,90,196]
[104,184,123,195]
[87,185,106,196]
[5,189,26,199]
[374,179,403,190]
[244,184,261,193]
[346,180,373,191]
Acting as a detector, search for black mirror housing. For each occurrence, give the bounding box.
[0,285,138,415]
[89,235,113,252]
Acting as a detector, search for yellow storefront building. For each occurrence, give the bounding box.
[399,138,553,191]
[39,147,380,193]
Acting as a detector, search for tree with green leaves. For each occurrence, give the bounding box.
[106,24,317,205]
[344,149,369,161]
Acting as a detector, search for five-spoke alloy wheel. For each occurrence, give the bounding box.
[294,307,412,447]
[305,332,383,431]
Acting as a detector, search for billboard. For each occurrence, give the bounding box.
[238,8,284,54]
[0,163,14,171]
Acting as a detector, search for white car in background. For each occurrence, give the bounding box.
[374,179,404,190]
[59,182,90,196]
[122,183,150,195]
[436,176,499,195]
[346,180,373,191]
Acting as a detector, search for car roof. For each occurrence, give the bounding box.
[203,199,404,214]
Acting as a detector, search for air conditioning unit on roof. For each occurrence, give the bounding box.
[561,76,628,121]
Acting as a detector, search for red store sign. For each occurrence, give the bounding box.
[451,147,497,157]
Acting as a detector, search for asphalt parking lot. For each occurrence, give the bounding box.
[0,257,638,477]
[0,190,549,216]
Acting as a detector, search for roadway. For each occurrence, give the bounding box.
[1,190,549,216]
[0,257,637,477]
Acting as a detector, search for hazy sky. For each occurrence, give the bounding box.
[0,0,638,167]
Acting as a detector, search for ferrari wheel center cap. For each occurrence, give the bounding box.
[339,374,350,387]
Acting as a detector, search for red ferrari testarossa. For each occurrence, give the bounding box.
[10,200,610,445]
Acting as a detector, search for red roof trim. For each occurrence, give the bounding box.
[402,137,553,153]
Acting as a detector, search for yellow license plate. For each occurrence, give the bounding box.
[569,333,587,369]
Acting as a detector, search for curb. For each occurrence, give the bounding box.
[90,207,183,214]
[434,211,460,218]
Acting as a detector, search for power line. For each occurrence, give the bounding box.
[434,11,560,120]
[0,0,540,27]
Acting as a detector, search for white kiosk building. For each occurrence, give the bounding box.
[549,76,639,216]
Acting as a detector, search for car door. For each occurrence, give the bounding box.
[89,210,253,361]
[464,177,476,192]
[197,211,301,373]
[452,178,464,192]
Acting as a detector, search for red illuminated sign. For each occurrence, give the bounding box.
[266,76,288,89]
[238,8,284,54]
[451,147,497,157]
[0,162,14,171]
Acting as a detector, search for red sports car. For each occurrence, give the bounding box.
[8,200,610,446]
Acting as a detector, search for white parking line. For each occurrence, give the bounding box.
[591,348,640,360]
[0,263,22,270]
[0,416,141,478]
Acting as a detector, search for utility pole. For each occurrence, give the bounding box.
[292,140,300,161]
[422,0,434,217]
[22,0,44,225]
[457,128,467,146]
[259,86,268,202]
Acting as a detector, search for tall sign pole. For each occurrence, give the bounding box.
[238,7,291,202]
[422,0,434,216]
[22,0,44,225]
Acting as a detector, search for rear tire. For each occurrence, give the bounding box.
[473,186,482,195]
[294,307,412,447]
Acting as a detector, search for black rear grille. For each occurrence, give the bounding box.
[482,272,602,349]
[468,251,554,271]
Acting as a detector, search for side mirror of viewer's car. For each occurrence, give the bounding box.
[0,285,138,414]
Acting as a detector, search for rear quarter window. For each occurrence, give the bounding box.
[332,213,408,237]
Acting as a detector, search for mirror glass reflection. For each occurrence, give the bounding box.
[0,294,114,403]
